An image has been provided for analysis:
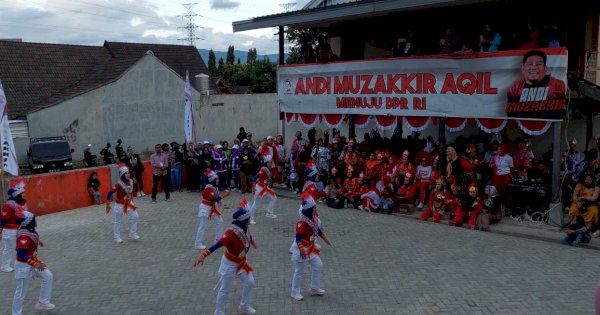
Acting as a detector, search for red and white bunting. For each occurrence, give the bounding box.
[405,116,431,132]
[285,112,297,125]
[476,118,507,133]
[516,119,552,136]
[322,114,345,128]
[374,115,398,131]
[446,117,467,132]
[354,114,370,129]
[298,113,319,128]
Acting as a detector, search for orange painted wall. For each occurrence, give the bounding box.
[6,161,188,216]
[10,167,111,216]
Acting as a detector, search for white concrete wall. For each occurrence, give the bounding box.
[27,54,202,160]
[196,94,279,145]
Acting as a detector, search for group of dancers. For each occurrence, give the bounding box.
[192,161,332,315]
[0,158,330,315]
[0,181,55,315]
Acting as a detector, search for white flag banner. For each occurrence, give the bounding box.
[0,80,19,176]
[184,73,196,144]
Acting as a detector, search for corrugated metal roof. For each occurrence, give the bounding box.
[232,0,495,32]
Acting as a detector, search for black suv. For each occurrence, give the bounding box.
[28,136,75,174]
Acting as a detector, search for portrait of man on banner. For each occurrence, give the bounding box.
[506,49,566,119]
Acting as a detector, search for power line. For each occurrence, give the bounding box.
[177,3,203,46]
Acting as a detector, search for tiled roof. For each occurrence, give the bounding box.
[0,40,214,118]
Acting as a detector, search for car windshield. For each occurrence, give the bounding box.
[31,142,70,159]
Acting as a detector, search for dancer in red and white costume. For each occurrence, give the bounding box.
[420,177,451,223]
[106,164,140,243]
[195,169,230,250]
[290,193,332,301]
[193,198,257,315]
[12,211,55,314]
[0,180,27,273]
[250,166,277,223]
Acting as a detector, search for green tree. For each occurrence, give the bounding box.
[226,45,235,65]
[237,58,241,65]
[286,28,327,64]
[216,57,225,76]
[247,48,257,64]
[208,49,216,76]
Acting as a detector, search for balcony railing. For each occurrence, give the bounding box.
[584,50,600,85]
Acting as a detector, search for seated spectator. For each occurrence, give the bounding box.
[88,172,102,205]
[340,168,361,209]
[562,215,591,246]
[396,173,417,206]
[325,178,343,209]
[568,174,599,231]
[439,27,461,54]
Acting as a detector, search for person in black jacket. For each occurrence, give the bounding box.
[238,147,257,194]
[127,146,145,196]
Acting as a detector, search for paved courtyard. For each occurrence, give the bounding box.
[0,189,598,315]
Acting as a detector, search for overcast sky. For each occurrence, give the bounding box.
[0,0,309,54]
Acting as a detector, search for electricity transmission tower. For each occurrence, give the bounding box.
[278,2,297,55]
[178,3,202,46]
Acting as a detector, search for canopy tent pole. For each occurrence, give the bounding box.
[551,121,561,203]
[438,117,447,175]
[349,114,355,140]
[278,26,285,66]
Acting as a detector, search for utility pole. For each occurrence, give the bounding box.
[178,3,202,46]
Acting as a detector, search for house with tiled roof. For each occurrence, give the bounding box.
[0,40,216,162]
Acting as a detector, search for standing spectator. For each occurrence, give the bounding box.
[213,144,229,191]
[230,144,242,191]
[88,172,102,204]
[246,132,257,150]
[100,142,115,165]
[127,146,145,196]
[238,147,257,195]
[312,138,331,174]
[185,143,201,192]
[294,145,312,193]
[290,131,307,161]
[115,139,126,162]
[150,144,170,202]
[170,142,184,192]
[222,141,231,158]
[394,30,420,57]
[479,24,501,52]
[236,127,247,143]
[199,146,214,190]
[162,143,172,193]
[275,135,287,185]
[491,144,513,199]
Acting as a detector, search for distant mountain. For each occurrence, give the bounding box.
[198,49,282,65]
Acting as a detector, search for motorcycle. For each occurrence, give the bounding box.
[83,144,98,167]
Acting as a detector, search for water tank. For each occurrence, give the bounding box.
[194,74,210,94]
